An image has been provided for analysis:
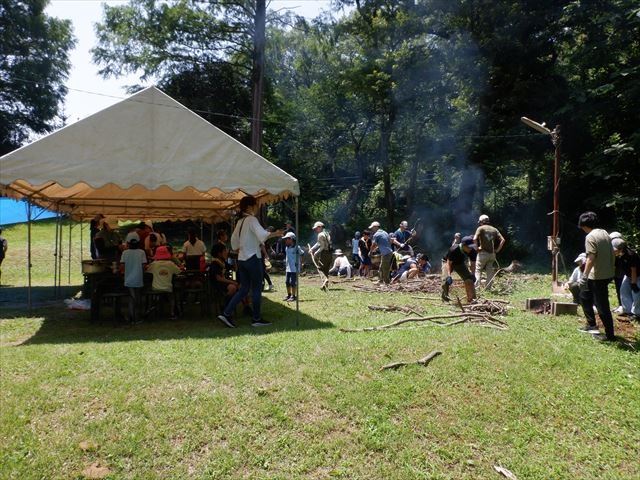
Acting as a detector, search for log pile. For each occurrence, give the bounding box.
[352,275,443,294]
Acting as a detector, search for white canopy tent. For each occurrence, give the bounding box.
[0,86,300,308]
[0,86,299,221]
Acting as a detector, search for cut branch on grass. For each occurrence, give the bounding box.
[494,465,519,479]
[339,312,508,332]
[380,350,442,371]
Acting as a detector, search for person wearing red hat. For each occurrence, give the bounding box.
[146,246,182,320]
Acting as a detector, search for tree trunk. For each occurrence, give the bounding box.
[251,0,265,155]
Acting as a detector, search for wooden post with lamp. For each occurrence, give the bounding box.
[521,117,563,293]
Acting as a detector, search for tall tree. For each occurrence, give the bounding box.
[92,0,259,140]
[0,0,75,154]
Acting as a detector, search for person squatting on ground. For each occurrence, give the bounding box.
[328,249,352,278]
[391,253,430,283]
[309,221,332,283]
[577,211,616,341]
[120,231,147,324]
[282,231,304,302]
[442,236,477,303]
[473,214,505,288]
[217,195,283,328]
[612,237,640,320]
[609,231,625,314]
[369,221,394,284]
[564,253,586,304]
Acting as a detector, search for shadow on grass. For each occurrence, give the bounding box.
[1,285,334,345]
[0,284,82,306]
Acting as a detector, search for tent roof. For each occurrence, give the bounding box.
[0,86,299,221]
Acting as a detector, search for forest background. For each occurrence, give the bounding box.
[2,0,639,267]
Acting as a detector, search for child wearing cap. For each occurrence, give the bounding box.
[146,245,182,319]
[564,253,586,304]
[283,232,304,302]
[120,231,148,323]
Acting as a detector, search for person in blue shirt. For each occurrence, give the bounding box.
[351,231,361,270]
[391,220,416,255]
[282,232,304,302]
[369,221,393,284]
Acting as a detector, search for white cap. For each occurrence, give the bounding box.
[334,249,344,255]
[609,231,622,240]
[368,221,381,229]
[400,221,408,228]
[282,231,296,240]
[125,231,140,243]
[574,253,587,264]
[478,214,490,224]
[312,221,324,229]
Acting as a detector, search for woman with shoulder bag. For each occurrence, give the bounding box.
[217,196,283,328]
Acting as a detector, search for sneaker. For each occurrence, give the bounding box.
[283,295,292,301]
[613,306,624,314]
[578,325,600,334]
[287,296,297,302]
[217,314,236,328]
[251,319,272,327]
[593,333,615,342]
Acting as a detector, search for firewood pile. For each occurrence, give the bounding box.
[352,274,443,294]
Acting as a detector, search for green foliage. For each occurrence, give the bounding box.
[86,0,640,258]
[0,0,75,154]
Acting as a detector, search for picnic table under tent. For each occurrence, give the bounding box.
[0,86,300,308]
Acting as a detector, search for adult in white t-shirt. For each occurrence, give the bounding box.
[217,196,283,328]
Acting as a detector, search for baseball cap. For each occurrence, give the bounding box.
[126,231,140,244]
[573,253,587,264]
[461,236,477,248]
[282,231,296,240]
[478,214,489,224]
[312,221,324,229]
[612,238,626,250]
[368,221,380,229]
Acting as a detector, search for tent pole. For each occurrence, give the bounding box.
[27,202,32,310]
[58,214,64,296]
[295,196,299,327]
[68,222,72,284]
[55,213,62,298]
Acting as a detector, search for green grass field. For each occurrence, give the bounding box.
[1,221,639,479]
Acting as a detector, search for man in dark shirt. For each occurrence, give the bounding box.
[442,236,477,303]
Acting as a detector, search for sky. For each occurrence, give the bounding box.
[45,0,334,124]
[1,1,334,225]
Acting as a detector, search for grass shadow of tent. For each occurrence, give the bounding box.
[7,295,332,346]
